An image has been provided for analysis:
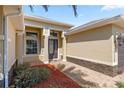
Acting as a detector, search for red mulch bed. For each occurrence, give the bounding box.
[31,64,81,88]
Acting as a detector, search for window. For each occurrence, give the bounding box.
[26,32,38,54]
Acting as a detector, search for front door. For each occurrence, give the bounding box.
[48,39,58,59]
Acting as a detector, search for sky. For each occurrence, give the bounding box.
[23,5,124,26]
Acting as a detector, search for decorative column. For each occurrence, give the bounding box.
[16,31,24,64]
[43,28,50,64]
[62,31,67,61]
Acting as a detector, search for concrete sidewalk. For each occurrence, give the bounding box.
[51,61,124,88]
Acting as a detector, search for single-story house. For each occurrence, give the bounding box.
[0,5,73,87]
[1,5,124,87]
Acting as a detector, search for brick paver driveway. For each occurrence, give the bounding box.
[51,61,124,88]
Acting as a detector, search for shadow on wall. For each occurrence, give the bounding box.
[56,63,100,88]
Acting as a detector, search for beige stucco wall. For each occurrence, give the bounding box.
[0,6,3,35]
[0,40,3,73]
[16,32,24,64]
[8,17,16,70]
[66,24,113,66]
[0,6,3,73]
[23,55,43,62]
[112,24,124,34]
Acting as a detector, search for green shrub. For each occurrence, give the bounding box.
[14,67,50,88]
[13,63,30,76]
[115,81,124,88]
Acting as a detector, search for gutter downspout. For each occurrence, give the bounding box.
[3,7,22,88]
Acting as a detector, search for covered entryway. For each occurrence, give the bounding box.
[48,39,58,59]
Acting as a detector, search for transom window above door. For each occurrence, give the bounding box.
[25,32,39,55]
[50,32,58,37]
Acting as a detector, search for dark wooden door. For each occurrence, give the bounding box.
[48,39,58,59]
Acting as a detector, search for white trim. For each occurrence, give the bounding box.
[62,31,66,38]
[66,15,122,35]
[44,61,49,64]
[23,54,39,57]
[43,28,50,36]
[25,24,41,29]
[67,55,113,66]
[25,23,68,32]
[0,35,4,40]
[112,33,118,66]
[62,35,67,62]
[24,15,73,28]
[62,59,67,62]
[39,54,44,56]
[112,25,119,66]
[49,36,58,39]
[23,54,44,57]
[44,33,49,63]
[24,31,40,56]
[58,48,60,60]
[51,58,59,61]
[112,35,115,65]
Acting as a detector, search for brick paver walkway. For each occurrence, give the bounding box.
[51,61,124,88]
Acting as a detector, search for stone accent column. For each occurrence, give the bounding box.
[43,28,50,64]
[62,31,67,61]
[16,32,24,64]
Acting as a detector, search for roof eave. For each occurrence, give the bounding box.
[66,15,123,35]
[24,15,73,28]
